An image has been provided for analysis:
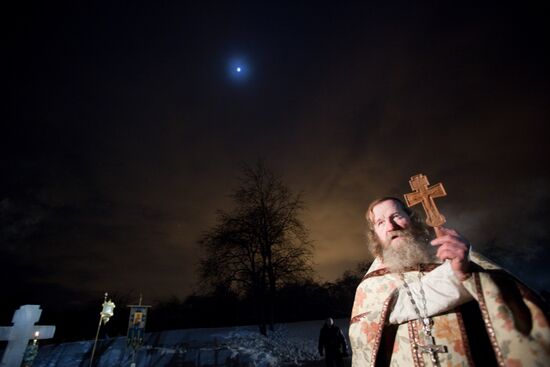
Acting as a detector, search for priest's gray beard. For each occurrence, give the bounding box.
[381,229,436,273]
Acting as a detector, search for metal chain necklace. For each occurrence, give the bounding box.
[401,272,431,333]
[401,272,447,366]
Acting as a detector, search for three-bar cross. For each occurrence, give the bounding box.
[404,173,450,365]
[404,174,447,228]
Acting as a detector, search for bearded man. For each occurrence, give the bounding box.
[349,197,550,367]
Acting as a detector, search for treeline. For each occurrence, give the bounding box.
[147,265,369,332]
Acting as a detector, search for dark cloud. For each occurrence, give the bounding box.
[3,0,549,310]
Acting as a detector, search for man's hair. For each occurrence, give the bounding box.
[365,197,429,258]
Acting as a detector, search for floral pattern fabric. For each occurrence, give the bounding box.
[349,253,550,367]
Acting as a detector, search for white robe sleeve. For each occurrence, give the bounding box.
[389,261,473,324]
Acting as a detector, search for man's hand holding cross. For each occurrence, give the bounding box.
[404,174,471,280]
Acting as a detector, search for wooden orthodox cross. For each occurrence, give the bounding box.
[404,174,447,228]
[404,173,449,365]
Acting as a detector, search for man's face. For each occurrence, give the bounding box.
[371,199,412,248]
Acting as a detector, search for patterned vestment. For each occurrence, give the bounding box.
[349,253,550,367]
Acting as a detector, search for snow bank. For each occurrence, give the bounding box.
[33,319,350,367]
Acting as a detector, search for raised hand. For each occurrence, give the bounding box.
[431,227,471,280]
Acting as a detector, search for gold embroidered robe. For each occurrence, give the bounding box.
[349,253,550,367]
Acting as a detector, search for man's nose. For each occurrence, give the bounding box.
[386,218,403,232]
[385,218,399,231]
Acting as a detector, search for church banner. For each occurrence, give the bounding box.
[127,306,148,348]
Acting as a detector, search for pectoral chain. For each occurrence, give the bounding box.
[401,272,447,366]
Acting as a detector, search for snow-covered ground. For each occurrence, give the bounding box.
[33,319,350,367]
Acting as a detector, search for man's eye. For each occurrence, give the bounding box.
[376,221,383,227]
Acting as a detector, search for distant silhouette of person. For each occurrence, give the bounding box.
[318,318,348,367]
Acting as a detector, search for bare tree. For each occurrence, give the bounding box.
[198,161,313,334]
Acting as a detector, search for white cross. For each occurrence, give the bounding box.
[0,305,55,367]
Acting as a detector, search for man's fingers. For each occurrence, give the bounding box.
[431,235,453,246]
[437,226,458,235]
[432,228,467,245]
[436,245,466,261]
[431,237,468,250]
[431,233,463,244]
[437,248,458,261]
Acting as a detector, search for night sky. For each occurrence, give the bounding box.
[3,1,549,309]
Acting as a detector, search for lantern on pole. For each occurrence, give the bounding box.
[89,293,116,367]
[100,296,116,324]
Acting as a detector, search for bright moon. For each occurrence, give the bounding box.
[228,58,248,80]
